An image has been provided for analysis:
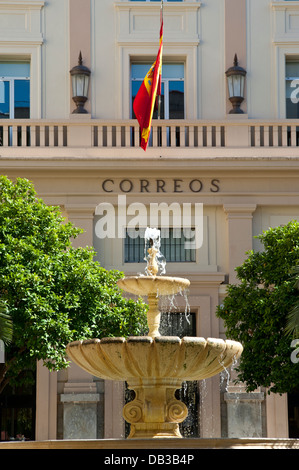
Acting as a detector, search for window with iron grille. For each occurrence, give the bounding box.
[124,227,196,263]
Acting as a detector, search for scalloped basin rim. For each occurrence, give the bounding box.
[117,275,190,296]
[67,336,241,348]
[66,336,243,382]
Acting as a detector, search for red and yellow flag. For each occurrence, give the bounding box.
[133,18,163,151]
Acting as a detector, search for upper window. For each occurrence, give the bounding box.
[286,60,299,118]
[131,63,184,119]
[130,1,183,2]
[0,62,30,119]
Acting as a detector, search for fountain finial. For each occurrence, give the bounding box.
[144,227,166,276]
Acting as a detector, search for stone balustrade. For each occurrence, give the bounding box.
[0,118,299,149]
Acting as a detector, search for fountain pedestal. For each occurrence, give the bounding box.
[124,377,187,438]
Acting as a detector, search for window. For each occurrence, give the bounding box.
[124,227,196,263]
[131,63,184,145]
[0,62,30,146]
[285,60,299,145]
[131,63,184,120]
[0,62,30,119]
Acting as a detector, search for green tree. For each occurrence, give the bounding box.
[0,176,147,393]
[286,265,299,337]
[216,221,299,394]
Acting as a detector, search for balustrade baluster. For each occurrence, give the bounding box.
[206,126,212,147]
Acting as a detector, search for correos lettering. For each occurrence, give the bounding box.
[101,178,220,193]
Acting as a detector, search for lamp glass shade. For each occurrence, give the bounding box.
[227,74,245,98]
[71,73,89,98]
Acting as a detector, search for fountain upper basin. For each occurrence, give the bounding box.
[66,336,243,382]
[117,276,190,297]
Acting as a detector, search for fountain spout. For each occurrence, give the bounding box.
[146,238,159,277]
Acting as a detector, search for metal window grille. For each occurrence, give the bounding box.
[124,227,196,263]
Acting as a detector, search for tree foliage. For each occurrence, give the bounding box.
[0,176,147,392]
[216,221,299,394]
[286,265,299,337]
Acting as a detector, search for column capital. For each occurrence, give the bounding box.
[224,204,257,218]
[224,392,265,404]
[61,393,100,404]
[64,204,96,217]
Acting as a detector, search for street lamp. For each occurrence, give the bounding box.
[225,54,246,114]
[70,51,91,114]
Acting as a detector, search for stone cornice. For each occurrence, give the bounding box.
[271,1,299,11]
[114,1,201,12]
[0,1,44,8]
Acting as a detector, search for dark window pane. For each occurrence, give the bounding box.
[14,80,30,118]
[153,82,164,119]
[169,80,184,119]
[286,98,299,118]
[0,81,10,119]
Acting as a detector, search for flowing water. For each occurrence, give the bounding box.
[144,227,166,275]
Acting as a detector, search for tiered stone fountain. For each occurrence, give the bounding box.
[66,229,243,439]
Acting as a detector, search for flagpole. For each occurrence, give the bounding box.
[158,0,163,122]
[133,1,163,150]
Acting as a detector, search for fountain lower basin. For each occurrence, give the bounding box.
[66,335,243,438]
[66,336,242,382]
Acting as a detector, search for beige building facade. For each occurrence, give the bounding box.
[0,0,298,441]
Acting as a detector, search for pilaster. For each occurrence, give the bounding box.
[69,0,91,114]
[224,0,247,113]
[61,204,102,439]
[266,392,289,438]
[65,204,95,247]
[224,391,265,438]
[224,204,257,284]
[35,361,57,440]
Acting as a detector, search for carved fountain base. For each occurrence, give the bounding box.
[124,377,187,439]
[66,335,243,439]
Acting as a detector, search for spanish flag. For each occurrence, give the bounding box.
[133,16,163,151]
